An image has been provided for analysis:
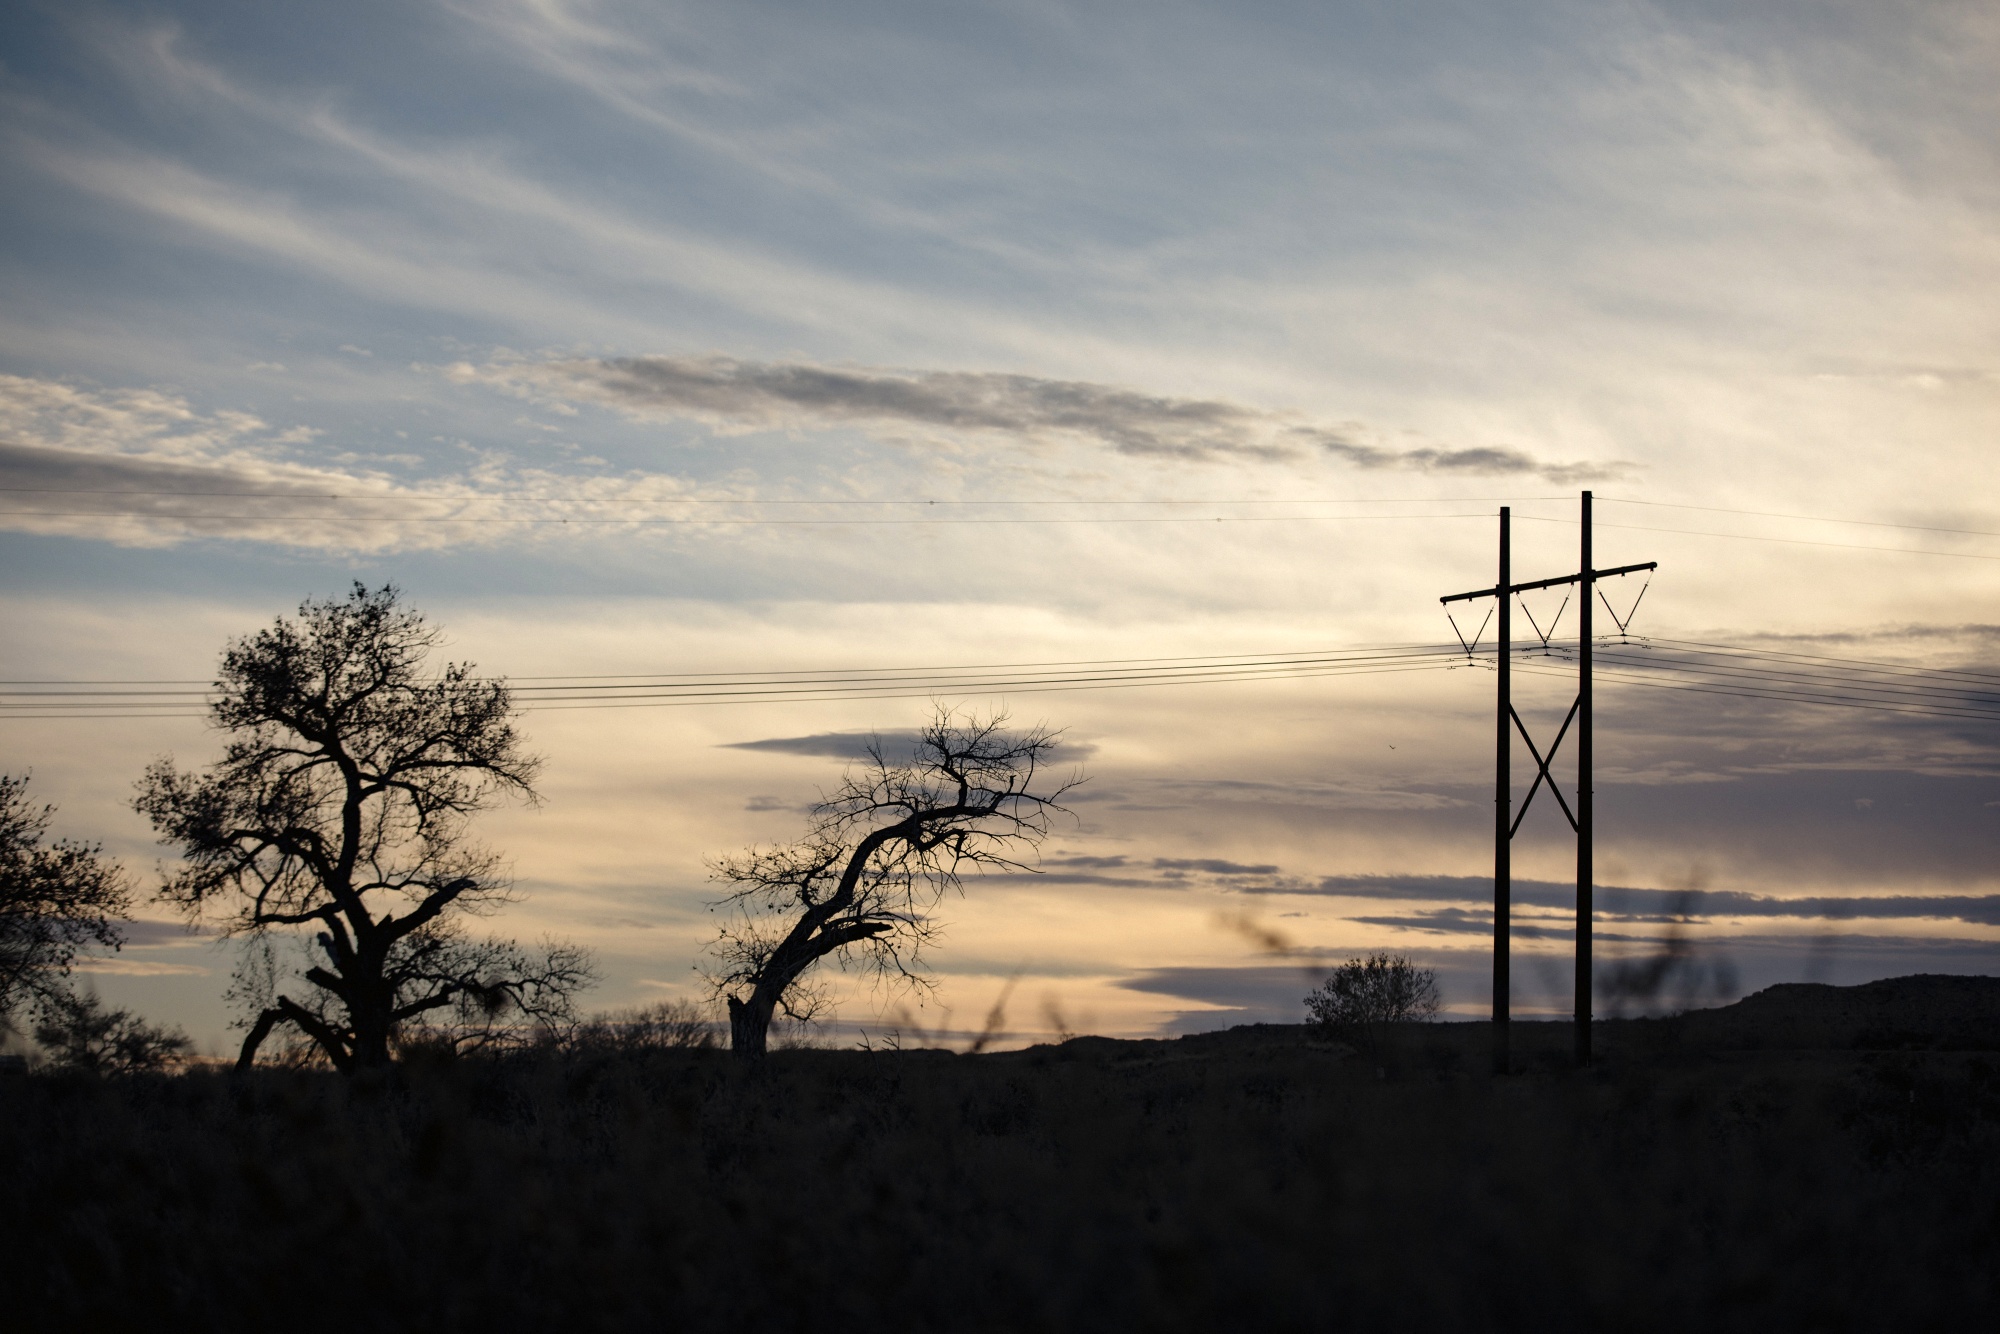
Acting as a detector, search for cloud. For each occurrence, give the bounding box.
[0,437,460,552]
[70,957,210,977]
[1150,777,1467,812]
[0,438,342,505]
[0,373,712,552]
[0,374,413,547]
[1117,964,1323,1016]
[118,918,211,947]
[724,729,1095,763]
[456,354,1629,479]
[1154,857,1280,875]
[1305,873,2000,925]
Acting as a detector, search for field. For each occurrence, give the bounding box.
[6,990,1999,1331]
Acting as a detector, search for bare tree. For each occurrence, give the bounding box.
[707,709,1078,1058]
[134,584,593,1074]
[0,774,132,1030]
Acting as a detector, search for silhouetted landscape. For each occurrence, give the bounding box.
[7,974,1997,1330]
[5,3,2000,1330]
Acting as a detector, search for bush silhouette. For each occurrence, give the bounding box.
[32,990,190,1075]
[1305,952,1441,1051]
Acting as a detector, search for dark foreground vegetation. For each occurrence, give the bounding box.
[8,985,2000,1332]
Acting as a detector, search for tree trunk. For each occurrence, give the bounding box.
[728,992,774,1058]
[235,1008,282,1074]
[351,1017,393,1068]
[348,976,396,1070]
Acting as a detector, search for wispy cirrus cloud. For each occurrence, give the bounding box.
[454,354,1630,480]
[0,373,700,551]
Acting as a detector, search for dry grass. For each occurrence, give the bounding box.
[3,1018,1997,1331]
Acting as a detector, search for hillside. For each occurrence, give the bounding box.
[1668,973,2000,1051]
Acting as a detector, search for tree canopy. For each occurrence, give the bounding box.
[135,583,591,1072]
[0,774,131,1029]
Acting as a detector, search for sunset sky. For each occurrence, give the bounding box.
[3,0,1997,1055]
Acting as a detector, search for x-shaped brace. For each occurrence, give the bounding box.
[1510,697,1580,838]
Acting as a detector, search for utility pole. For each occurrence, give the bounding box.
[1576,492,1593,1066]
[1493,508,1511,1076]
[1440,493,1655,1070]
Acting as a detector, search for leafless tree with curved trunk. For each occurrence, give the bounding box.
[707,709,1079,1058]
[134,584,593,1074]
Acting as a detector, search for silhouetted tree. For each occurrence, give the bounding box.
[1305,952,1441,1052]
[134,584,593,1073]
[707,709,1077,1057]
[34,989,191,1075]
[0,774,131,1030]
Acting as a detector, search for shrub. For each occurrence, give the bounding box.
[569,999,720,1055]
[33,990,191,1075]
[1305,953,1441,1051]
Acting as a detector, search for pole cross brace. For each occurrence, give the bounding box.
[1510,697,1580,838]
[1440,561,1658,605]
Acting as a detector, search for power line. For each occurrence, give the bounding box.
[0,644,1480,688]
[1515,514,2000,562]
[7,637,1996,724]
[1513,660,2000,723]
[0,509,1502,527]
[519,660,1469,711]
[1599,496,2000,541]
[1590,664,1999,720]
[1594,658,2000,711]
[506,642,1454,681]
[0,487,1572,504]
[1593,644,2000,695]
[1505,638,2000,723]
[1644,636,2000,687]
[0,644,1480,719]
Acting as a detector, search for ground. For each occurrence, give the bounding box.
[5,980,1999,1330]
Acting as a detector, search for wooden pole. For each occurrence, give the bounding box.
[1576,491,1593,1065]
[1494,507,1512,1075]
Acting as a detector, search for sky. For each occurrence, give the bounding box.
[2,0,1997,1055]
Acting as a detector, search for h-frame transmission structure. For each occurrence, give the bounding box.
[1440,491,1656,1072]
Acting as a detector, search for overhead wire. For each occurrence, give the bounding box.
[0,488,1573,504]
[0,507,1505,527]
[1514,661,2000,723]
[1512,514,2000,562]
[5,487,1999,718]
[1643,636,2000,687]
[0,643,1483,720]
[1598,496,2000,542]
[1593,654,2000,710]
[6,637,1996,723]
[1507,637,2000,723]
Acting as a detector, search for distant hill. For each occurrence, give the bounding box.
[1674,973,2000,1050]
